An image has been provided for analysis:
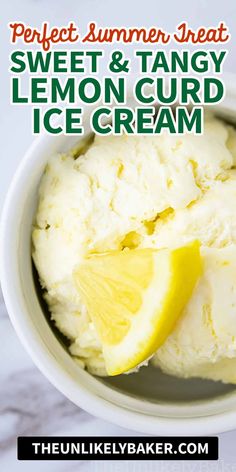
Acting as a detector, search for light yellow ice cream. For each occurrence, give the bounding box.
[32,115,236,381]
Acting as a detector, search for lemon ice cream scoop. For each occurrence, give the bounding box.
[152,244,236,383]
[32,115,236,381]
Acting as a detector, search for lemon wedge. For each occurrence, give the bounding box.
[74,242,202,376]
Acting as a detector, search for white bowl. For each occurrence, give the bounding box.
[2,78,236,435]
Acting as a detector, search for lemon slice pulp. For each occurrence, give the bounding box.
[74,242,202,376]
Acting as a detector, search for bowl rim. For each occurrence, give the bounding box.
[2,77,236,435]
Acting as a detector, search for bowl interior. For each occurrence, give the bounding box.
[8,96,236,424]
[33,262,234,404]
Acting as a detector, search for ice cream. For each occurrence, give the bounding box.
[32,115,236,381]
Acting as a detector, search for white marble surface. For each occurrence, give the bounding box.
[1,0,236,470]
